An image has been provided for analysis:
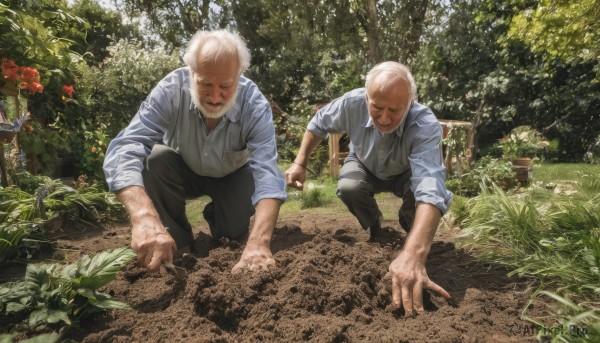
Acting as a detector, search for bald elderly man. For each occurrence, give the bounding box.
[104,29,287,273]
[285,61,453,314]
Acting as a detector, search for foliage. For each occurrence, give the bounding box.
[0,222,41,265]
[17,120,66,176]
[415,0,600,162]
[528,291,600,343]
[74,39,182,139]
[0,247,135,333]
[585,134,600,164]
[445,157,515,196]
[0,175,125,227]
[0,0,86,72]
[299,188,329,209]
[74,125,109,182]
[497,126,548,160]
[454,179,600,338]
[508,0,600,81]
[68,0,143,65]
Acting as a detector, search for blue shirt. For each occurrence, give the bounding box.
[307,88,452,214]
[103,67,288,206]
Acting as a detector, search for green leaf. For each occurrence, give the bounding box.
[94,298,131,310]
[19,333,61,343]
[69,247,135,289]
[0,334,16,343]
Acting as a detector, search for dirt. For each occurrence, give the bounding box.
[32,198,547,343]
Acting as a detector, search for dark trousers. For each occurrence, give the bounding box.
[336,158,416,232]
[142,145,255,249]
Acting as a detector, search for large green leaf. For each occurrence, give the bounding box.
[68,247,135,289]
[19,333,61,343]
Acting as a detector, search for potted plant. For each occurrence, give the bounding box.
[498,126,548,185]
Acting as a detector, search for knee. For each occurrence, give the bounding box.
[146,145,180,174]
[336,178,371,201]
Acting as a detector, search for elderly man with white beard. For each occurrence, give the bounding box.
[103,29,287,273]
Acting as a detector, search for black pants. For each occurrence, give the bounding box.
[142,145,255,249]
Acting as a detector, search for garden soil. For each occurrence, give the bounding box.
[52,199,545,343]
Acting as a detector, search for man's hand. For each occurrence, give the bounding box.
[284,162,307,190]
[115,186,176,273]
[389,250,451,315]
[232,243,275,273]
[130,216,177,272]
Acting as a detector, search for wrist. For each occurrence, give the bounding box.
[292,161,307,169]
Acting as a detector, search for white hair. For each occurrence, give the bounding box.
[183,29,251,76]
[365,61,417,101]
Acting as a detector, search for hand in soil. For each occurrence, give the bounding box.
[389,251,451,315]
[131,219,177,273]
[232,242,275,273]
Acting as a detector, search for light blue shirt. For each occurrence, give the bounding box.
[307,88,452,214]
[103,67,288,206]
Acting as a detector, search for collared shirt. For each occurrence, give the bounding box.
[103,67,288,205]
[307,88,452,214]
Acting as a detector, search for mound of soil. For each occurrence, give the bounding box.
[60,208,540,343]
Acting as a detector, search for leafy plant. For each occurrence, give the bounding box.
[0,247,135,332]
[299,187,329,209]
[0,222,41,265]
[445,157,515,196]
[497,126,548,160]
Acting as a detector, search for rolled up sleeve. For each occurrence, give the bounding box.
[246,103,288,205]
[103,82,173,192]
[408,122,453,214]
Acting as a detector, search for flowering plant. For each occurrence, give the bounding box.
[498,126,549,160]
[1,58,44,95]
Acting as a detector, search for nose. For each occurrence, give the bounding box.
[378,110,392,125]
[207,86,221,103]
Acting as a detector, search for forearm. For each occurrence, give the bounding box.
[247,198,281,246]
[294,130,324,166]
[401,202,442,262]
[115,185,160,222]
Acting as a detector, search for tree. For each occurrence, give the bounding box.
[415,0,600,161]
[69,0,143,65]
[508,0,600,74]
[115,0,231,50]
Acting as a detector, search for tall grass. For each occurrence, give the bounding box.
[453,169,600,342]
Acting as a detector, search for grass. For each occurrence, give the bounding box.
[185,174,403,227]
[452,163,600,342]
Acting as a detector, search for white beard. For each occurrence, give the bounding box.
[190,82,237,119]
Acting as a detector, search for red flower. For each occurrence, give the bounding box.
[19,67,39,82]
[1,59,19,82]
[27,82,43,95]
[62,84,74,97]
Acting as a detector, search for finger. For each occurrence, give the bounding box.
[231,261,246,274]
[391,277,401,308]
[249,263,260,272]
[147,249,164,273]
[402,284,413,316]
[164,245,174,265]
[413,282,424,313]
[425,279,451,300]
[293,180,304,190]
